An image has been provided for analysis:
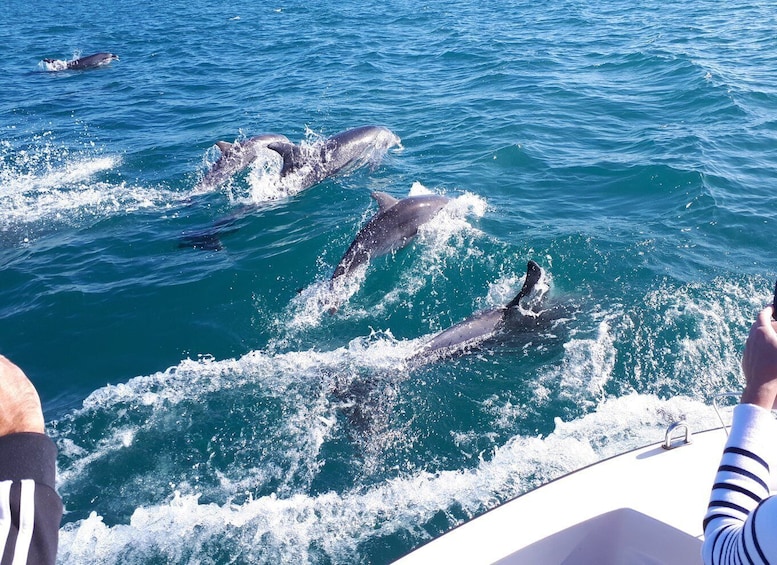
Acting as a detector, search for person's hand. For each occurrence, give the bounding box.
[741,306,777,410]
[0,355,45,435]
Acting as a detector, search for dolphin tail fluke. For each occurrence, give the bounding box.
[267,142,304,177]
[505,260,543,310]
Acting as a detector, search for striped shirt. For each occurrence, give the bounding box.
[703,403,777,564]
[0,433,61,565]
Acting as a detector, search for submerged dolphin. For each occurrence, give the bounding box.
[194,134,291,193]
[43,52,118,71]
[413,260,544,360]
[268,126,401,191]
[331,191,450,282]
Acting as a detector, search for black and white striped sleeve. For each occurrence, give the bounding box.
[0,433,62,565]
[702,403,777,565]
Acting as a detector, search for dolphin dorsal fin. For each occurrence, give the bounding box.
[215,141,233,154]
[371,191,399,212]
[505,260,543,311]
[267,142,303,177]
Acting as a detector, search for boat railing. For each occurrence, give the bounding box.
[712,391,741,437]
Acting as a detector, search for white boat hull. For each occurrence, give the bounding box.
[394,426,728,565]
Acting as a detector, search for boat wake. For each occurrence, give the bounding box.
[50,275,762,564]
[53,343,720,565]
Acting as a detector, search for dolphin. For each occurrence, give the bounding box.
[194,134,291,193]
[331,191,450,282]
[43,52,118,71]
[267,126,401,191]
[412,260,544,361]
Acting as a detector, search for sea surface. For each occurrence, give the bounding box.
[2,0,777,563]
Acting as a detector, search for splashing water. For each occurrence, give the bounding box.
[0,138,181,234]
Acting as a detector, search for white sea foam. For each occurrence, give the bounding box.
[529,275,764,412]
[40,59,68,72]
[38,51,83,72]
[533,309,619,410]
[0,138,112,194]
[282,264,370,332]
[0,142,180,232]
[639,278,762,397]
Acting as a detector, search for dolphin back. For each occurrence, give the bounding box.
[263,126,399,188]
[67,52,118,70]
[331,193,450,281]
[327,125,394,148]
[414,260,545,362]
[421,308,506,356]
[319,126,400,178]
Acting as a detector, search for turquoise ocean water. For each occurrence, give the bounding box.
[2,0,777,562]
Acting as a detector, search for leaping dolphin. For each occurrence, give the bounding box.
[43,52,118,71]
[331,191,450,282]
[412,260,544,361]
[194,134,291,193]
[268,125,401,192]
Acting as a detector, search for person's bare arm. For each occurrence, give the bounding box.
[0,354,45,436]
[0,354,62,565]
